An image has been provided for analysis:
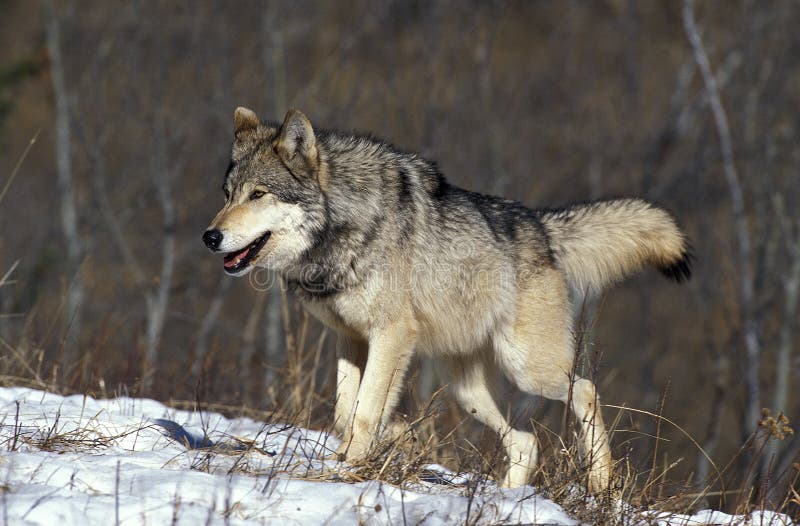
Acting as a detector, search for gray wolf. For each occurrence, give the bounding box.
[203,107,692,492]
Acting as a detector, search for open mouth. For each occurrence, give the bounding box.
[223,232,271,274]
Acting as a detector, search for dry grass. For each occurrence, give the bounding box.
[2,317,799,525]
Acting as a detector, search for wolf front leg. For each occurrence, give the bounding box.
[335,321,415,461]
[332,335,367,436]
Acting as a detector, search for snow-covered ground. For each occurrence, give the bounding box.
[0,387,793,525]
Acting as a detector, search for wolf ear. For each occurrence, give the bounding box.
[273,109,318,175]
[234,107,260,138]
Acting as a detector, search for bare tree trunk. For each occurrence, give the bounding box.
[763,197,800,483]
[263,4,286,120]
[774,263,798,425]
[46,1,83,365]
[141,117,176,394]
[683,0,761,441]
[684,2,770,499]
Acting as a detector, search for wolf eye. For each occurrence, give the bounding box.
[250,190,266,200]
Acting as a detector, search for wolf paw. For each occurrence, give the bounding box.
[331,435,370,463]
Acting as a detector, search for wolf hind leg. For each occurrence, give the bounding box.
[443,352,539,488]
[494,267,613,492]
[569,376,613,492]
[498,339,613,491]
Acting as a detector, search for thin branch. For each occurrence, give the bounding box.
[0,260,20,287]
[0,130,40,206]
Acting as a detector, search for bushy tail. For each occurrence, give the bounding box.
[539,198,692,296]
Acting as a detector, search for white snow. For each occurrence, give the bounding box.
[0,387,793,525]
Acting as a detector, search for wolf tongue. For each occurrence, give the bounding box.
[223,246,251,268]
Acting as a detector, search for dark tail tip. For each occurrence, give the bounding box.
[659,248,693,283]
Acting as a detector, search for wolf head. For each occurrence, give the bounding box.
[203,107,325,276]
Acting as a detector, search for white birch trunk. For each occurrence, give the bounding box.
[46,1,83,363]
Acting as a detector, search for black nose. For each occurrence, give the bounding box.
[203,229,223,251]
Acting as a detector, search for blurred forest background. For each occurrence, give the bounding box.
[1,0,799,513]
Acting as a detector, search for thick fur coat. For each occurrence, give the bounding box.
[204,108,692,492]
